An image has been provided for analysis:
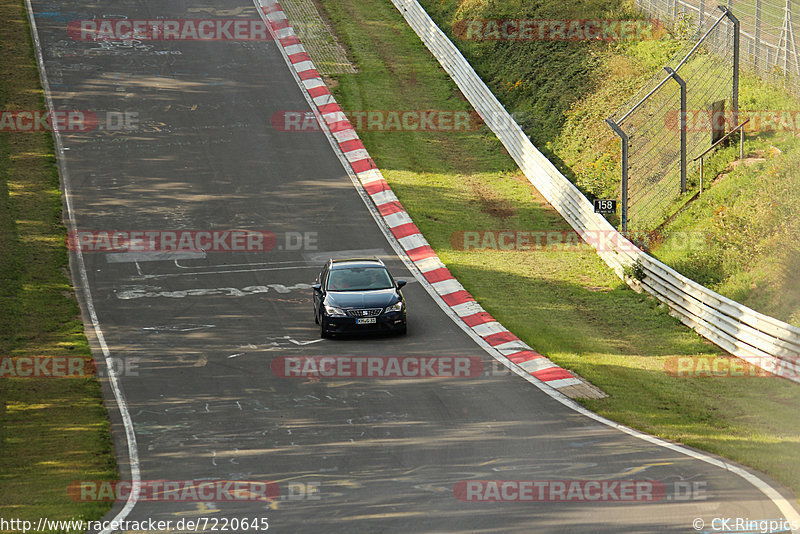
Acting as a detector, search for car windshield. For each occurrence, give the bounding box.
[327,266,394,291]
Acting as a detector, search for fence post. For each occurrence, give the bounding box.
[665,67,687,194]
[754,0,761,69]
[720,6,740,126]
[606,118,629,232]
[699,0,706,27]
[787,0,800,76]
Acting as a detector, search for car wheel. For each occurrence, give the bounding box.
[398,325,407,336]
[320,317,329,338]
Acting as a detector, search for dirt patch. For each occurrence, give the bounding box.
[582,285,612,292]
[713,156,767,185]
[465,177,515,219]
[728,157,767,170]
[322,75,339,89]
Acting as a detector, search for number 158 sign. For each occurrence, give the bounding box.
[593,199,617,214]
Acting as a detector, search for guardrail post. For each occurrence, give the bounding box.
[606,118,629,232]
[664,67,687,194]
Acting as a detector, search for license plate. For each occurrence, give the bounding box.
[356,317,376,325]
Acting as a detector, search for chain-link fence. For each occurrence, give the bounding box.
[640,0,800,96]
[607,9,738,232]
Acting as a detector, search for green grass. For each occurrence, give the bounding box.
[555,22,800,323]
[315,0,800,503]
[654,141,800,323]
[0,0,116,529]
[407,0,800,324]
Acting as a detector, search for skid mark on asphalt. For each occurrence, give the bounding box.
[116,283,313,299]
[187,6,257,16]
[171,502,221,516]
[141,324,215,332]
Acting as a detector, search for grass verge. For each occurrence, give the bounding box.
[314,0,800,502]
[413,0,800,325]
[0,0,115,528]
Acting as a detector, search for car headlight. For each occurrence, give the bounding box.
[384,301,403,313]
[324,304,347,317]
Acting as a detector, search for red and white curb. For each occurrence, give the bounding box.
[254,0,599,397]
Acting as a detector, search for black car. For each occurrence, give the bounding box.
[312,258,407,337]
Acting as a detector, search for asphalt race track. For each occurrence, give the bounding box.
[27,0,799,531]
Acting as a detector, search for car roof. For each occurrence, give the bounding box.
[328,258,386,270]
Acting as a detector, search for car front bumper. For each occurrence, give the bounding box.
[322,311,406,335]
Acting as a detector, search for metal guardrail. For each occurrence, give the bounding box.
[390,0,800,381]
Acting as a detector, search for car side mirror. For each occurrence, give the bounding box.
[396,280,407,289]
[312,283,322,292]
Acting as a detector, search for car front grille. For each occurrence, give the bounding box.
[346,308,382,318]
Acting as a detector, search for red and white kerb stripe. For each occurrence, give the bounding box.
[254,0,582,391]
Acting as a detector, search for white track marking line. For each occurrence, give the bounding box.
[174,259,308,269]
[135,265,318,280]
[23,2,141,531]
